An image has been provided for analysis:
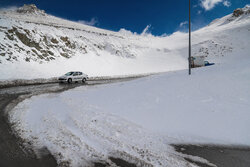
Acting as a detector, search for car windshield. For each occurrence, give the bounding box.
[65,72,74,76]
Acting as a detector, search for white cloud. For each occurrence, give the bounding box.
[200,0,231,11]
[223,1,231,7]
[77,18,98,26]
[201,0,223,11]
[179,21,188,27]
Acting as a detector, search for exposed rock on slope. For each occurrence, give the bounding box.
[16,4,46,16]
[233,5,250,17]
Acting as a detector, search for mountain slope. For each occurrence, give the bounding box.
[0,4,249,80]
[190,5,250,62]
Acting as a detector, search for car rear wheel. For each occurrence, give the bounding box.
[82,78,86,83]
[67,78,72,83]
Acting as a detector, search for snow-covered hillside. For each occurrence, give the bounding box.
[0,4,249,80]
[0,4,186,80]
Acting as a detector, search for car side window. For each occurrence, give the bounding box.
[79,72,82,75]
[73,72,78,76]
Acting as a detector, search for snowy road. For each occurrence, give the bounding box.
[174,145,250,167]
[0,78,140,167]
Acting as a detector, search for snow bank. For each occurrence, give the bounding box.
[0,78,57,88]
[76,57,250,145]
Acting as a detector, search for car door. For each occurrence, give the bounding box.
[76,72,82,81]
[72,72,78,81]
[78,72,83,80]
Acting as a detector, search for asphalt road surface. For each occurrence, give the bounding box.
[174,144,250,167]
[1,79,250,167]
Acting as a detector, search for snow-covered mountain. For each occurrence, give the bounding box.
[0,4,249,80]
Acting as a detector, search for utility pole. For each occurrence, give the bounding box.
[188,0,191,75]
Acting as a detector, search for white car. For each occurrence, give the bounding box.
[58,71,88,83]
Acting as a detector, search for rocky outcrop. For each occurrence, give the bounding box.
[233,8,244,17]
[16,4,46,16]
[233,5,250,17]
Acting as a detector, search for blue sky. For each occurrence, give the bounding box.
[0,0,249,35]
